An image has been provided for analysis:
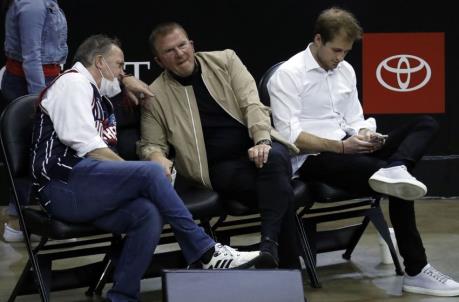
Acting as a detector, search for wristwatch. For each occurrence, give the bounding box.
[256,139,272,146]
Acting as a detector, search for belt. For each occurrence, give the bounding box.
[6,58,61,77]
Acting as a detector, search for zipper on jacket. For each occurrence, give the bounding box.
[184,87,208,187]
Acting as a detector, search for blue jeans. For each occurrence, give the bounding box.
[1,70,29,105]
[1,70,55,216]
[41,159,215,302]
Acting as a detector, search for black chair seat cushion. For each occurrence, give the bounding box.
[222,198,251,217]
[224,179,308,216]
[173,175,222,218]
[23,208,106,239]
[23,186,221,240]
[178,188,222,218]
[306,182,363,204]
[292,179,308,208]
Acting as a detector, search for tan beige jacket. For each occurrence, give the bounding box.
[137,49,299,189]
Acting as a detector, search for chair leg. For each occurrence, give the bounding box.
[201,219,216,240]
[342,216,371,260]
[211,215,230,245]
[368,209,404,275]
[37,256,52,299]
[8,259,32,302]
[86,253,112,297]
[94,259,114,296]
[8,201,49,299]
[295,215,321,288]
[19,233,50,301]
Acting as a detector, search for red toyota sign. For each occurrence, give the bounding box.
[362,33,445,114]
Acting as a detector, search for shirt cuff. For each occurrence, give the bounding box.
[74,136,108,157]
[252,130,271,146]
[289,118,303,144]
[350,117,377,135]
[137,144,165,160]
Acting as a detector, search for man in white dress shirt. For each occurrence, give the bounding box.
[268,6,459,297]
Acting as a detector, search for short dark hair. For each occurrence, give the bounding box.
[313,7,362,44]
[73,34,121,67]
[148,22,188,56]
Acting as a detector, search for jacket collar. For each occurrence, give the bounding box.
[162,52,211,87]
[72,62,99,88]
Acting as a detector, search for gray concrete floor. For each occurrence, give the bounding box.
[1,199,459,302]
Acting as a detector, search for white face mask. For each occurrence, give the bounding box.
[98,57,122,97]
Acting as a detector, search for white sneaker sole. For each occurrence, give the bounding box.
[403,285,459,297]
[3,234,42,243]
[231,255,261,269]
[202,252,262,270]
[368,176,427,200]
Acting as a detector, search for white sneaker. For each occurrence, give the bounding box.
[3,223,41,243]
[202,243,260,269]
[403,264,459,296]
[368,165,427,200]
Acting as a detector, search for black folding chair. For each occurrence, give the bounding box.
[0,95,118,301]
[212,179,320,288]
[80,95,225,295]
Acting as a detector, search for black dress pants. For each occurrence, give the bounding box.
[298,115,439,275]
[209,142,300,267]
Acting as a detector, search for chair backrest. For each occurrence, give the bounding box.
[0,94,37,178]
[258,61,284,107]
[113,98,178,161]
[113,98,141,160]
[0,94,142,174]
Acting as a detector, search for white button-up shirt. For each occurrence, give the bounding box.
[41,62,108,157]
[268,45,376,173]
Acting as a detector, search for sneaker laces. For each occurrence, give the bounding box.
[424,266,453,284]
[215,244,239,258]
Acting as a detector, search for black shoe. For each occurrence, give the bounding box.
[256,237,279,268]
[187,261,203,269]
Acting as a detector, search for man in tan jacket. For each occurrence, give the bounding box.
[138,22,300,268]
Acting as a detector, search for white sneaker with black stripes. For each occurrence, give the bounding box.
[202,243,260,269]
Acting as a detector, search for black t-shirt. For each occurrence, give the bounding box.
[173,64,252,166]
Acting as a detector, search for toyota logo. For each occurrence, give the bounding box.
[376,54,431,92]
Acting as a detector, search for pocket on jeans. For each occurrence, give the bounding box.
[42,182,78,222]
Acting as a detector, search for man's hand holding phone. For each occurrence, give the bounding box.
[358,129,387,152]
[368,133,388,153]
[370,133,388,144]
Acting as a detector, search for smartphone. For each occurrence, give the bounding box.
[371,134,388,144]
